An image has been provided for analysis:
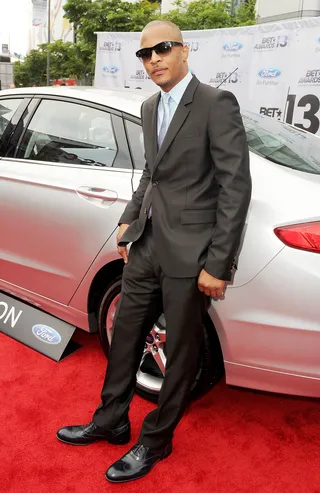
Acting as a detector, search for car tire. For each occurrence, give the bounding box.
[97,276,224,403]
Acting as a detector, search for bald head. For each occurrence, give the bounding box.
[141,20,183,47]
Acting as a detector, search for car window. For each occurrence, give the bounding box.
[0,99,23,140]
[242,111,320,175]
[16,99,118,167]
[124,120,145,170]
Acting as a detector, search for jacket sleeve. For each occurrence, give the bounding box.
[118,101,151,225]
[204,90,252,281]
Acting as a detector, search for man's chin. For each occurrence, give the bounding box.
[151,75,171,87]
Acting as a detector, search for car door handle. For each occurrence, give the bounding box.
[76,186,118,201]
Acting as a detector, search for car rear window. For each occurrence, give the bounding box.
[242,111,320,175]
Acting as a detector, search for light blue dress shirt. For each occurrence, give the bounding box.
[157,71,193,141]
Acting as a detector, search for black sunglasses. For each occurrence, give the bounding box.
[136,41,183,62]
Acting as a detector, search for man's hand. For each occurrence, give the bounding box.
[117,224,130,264]
[198,269,226,298]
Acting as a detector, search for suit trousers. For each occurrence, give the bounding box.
[93,221,208,448]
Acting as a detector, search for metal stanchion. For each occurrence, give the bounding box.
[47,0,51,86]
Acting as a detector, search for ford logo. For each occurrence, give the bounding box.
[223,42,243,52]
[258,68,281,78]
[32,324,62,345]
[103,65,119,73]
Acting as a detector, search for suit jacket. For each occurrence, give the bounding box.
[118,76,251,281]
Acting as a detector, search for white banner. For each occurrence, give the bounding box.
[30,0,73,51]
[32,0,47,28]
[95,16,320,136]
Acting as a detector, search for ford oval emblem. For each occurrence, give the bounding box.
[223,42,243,52]
[32,324,62,345]
[103,65,119,73]
[258,68,281,78]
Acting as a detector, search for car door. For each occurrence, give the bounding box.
[0,95,134,304]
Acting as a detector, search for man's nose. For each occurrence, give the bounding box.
[150,49,161,63]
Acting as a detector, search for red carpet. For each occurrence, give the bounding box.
[1,330,320,493]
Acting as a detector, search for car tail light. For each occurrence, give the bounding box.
[274,222,320,253]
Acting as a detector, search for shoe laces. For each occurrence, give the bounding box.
[132,443,149,459]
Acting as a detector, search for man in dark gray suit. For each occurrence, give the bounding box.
[57,20,251,483]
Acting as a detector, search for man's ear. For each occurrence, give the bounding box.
[182,44,189,61]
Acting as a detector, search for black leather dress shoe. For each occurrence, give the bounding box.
[56,421,130,446]
[106,442,172,483]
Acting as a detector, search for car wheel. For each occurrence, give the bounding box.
[98,276,224,403]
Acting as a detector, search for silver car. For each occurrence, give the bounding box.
[0,86,319,401]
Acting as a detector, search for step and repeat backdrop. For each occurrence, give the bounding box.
[94,16,320,136]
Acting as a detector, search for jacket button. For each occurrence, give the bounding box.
[152,181,158,187]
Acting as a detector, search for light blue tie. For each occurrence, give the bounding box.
[158,93,172,148]
[149,94,172,219]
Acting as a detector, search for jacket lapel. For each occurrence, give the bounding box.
[152,76,200,175]
[143,93,160,167]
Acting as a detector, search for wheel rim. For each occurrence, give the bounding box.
[106,293,166,394]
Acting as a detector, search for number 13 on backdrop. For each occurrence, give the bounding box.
[285,90,320,135]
